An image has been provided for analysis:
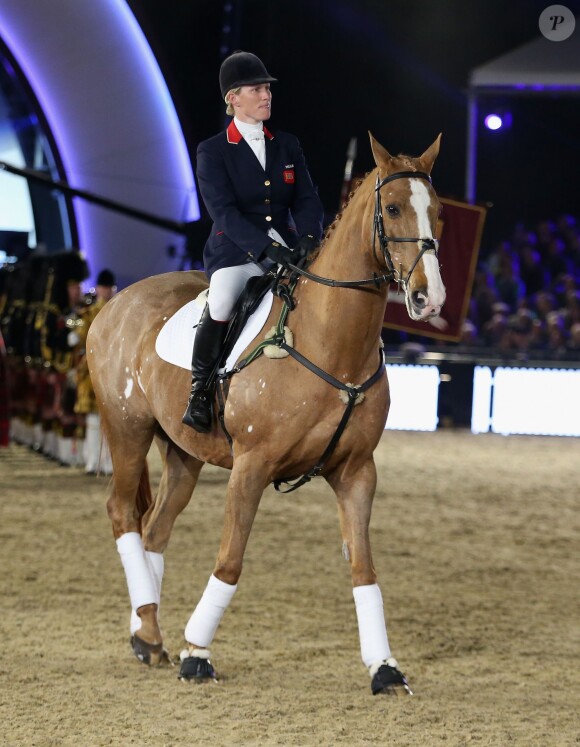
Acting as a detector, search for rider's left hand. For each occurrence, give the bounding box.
[293,235,319,261]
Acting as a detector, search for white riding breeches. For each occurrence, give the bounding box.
[207,228,287,321]
[207,262,265,322]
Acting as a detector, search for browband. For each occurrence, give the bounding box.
[376,170,432,190]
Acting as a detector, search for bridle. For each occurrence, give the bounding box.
[373,170,439,291]
[287,169,439,291]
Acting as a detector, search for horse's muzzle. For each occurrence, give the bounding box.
[409,289,444,321]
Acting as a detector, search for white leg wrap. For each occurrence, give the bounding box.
[130,609,141,635]
[116,532,158,613]
[184,574,238,648]
[353,583,391,668]
[129,551,165,634]
[145,551,164,600]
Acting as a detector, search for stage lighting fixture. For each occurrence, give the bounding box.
[484,112,512,131]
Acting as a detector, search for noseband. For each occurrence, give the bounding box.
[373,170,439,292]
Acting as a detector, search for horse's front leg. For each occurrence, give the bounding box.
[327,457,413,696]
[179,454,267,682]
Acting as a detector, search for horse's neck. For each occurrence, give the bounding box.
[294,179,387,371]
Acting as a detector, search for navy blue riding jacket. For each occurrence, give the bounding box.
[196,120,324,277]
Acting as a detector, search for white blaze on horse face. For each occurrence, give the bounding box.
[409,180,446,315]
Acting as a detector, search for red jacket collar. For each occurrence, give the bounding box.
[226,120,274,144]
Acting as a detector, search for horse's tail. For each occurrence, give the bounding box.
[136,460,153,528]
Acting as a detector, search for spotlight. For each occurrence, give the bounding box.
[484,112,512,131]
[484,114,503,130]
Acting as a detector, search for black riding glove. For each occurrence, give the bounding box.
[263,241,296,267]
[293,234,319,260]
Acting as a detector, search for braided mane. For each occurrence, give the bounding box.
[313,150,424,259]
[317,172,370,252]
[319,153,422,248]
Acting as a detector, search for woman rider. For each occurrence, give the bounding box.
[182,51,325,432]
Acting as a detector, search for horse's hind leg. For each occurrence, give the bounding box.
[327,457,412,696]
[134,437,204,644]
[102,414,166,664]
[142,436,204,554]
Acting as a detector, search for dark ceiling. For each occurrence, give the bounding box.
[129,0,580,247]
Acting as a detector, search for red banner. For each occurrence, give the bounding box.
[383,198,486,341]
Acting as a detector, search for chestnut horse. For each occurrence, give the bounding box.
[87,133,445,695]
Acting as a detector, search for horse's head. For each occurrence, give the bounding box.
[369,132,446,321]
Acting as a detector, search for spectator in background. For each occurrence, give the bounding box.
[563,231,580,267]
[556,214,577,245]
[495,253,526,313]
[0,329,8,447]
[519,244,548,296]
[562,289,580,328]
[554,274,577,309]
[51,277,86,466]
[74,269,117,474]
[511,222,537,251]
[535,220,556,257]
[458,212,579,354]
[533,290,556,323]
[545,311,567,355]
[482,307,509,348]
[544,237,571,287]
[469,266,498,330]
[507,309,535,352]
[567,322,580,351]
[459,319,481,347]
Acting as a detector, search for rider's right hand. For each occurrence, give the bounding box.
[263,241,296,268]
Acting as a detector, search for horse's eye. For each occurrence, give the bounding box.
[386,204,400,217]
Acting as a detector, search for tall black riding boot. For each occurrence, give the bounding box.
[182,305,228,432]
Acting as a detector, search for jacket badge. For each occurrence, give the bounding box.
[283,169,295,184]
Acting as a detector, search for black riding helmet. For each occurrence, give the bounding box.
[219,51,277,98]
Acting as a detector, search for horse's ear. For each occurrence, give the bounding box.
[418,133,442,174]
[368,131,393,168]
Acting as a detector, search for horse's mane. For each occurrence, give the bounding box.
[315,172,370,255]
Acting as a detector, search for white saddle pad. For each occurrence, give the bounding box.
[155,292,274,373]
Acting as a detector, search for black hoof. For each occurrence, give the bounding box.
[371,660,413,696]
[178,654,217,682]
[130,635,171,667]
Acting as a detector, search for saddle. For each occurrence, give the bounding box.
[217,270,279,373]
